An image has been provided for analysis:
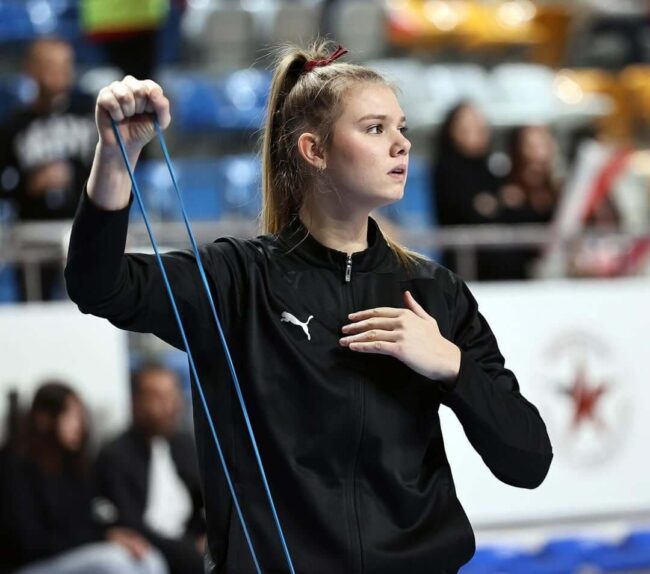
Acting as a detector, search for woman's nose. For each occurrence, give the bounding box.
[393,133,411,156]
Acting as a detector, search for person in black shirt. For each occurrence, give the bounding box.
[95,364,206,574]
[65,40,553,574]
[0,37,96,300]
[432,102,505,279]
[1,382,167,574]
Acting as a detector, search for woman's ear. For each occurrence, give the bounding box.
[297,132,326,170]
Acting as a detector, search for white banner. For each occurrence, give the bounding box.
[441,278,650,526]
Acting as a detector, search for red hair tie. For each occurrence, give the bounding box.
[303,45,349,73]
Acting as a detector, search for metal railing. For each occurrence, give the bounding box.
[1,219,648,301]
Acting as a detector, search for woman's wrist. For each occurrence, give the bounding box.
[434,342,462,384]
[87,142,141,211]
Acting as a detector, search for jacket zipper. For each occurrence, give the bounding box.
[352,377,366,573]
[344,252,364,572]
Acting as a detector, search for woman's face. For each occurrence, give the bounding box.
[321,82,411,213]
[449,105,490,158]
[517,125,555,168]
[57,396,86,452]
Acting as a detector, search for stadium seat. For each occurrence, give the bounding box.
[0,1,35,42]
[216,154,261,219]
[459,544,528,574]
[218,68,271,131]
[334,1,388,61]
[539,536,610,562]
[0,265,19,304]
[0,74,36,121]
[165,69,270,133]
[488,63,558,126]
[423,64,492,123]
[198,6,254,73]
[269,2,319,48]
[134,159,222,222]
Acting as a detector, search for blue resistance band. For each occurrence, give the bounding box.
[110,117,296,574]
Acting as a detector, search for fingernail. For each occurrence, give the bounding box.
[341,325,350,332]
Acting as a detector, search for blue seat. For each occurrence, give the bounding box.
[215,69,271,131]
[167,69,271,132]
[0,74,36,121]
[0,1,34,42]
[540,536,609,562]
[459,545,528,574]
[588,546,650,572]
[0,265,19,304]
[134,159,222,222]
[586,529,650,572]
[168,75,222,132]
[216,154,261,218]
[503,554,583,574]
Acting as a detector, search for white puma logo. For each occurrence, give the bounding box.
[280,311,314,341]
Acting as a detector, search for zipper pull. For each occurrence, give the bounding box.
[345,254,352,283]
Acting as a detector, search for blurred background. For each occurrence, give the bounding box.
[1,1,650,573]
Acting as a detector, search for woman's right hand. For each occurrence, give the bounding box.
[96,75,171,155]
[86,76,171,210]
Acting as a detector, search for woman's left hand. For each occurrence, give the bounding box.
[339,290,461,383]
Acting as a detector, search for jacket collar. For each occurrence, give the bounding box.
[277,215,391,277]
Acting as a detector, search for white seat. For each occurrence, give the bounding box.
[488,63,558,125]
[199,6,254,73]
[269,2,319,48]
[334,1,387,61]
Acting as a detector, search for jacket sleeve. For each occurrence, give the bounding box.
[440,276,553,489]
[64,186,245,351]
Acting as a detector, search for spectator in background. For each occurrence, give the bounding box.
[499,125,559,226]
[95,364,205,574]
[0,37,97,301]
[488,124,560,280]
[0,382,167,574]
[432,102,503,278]
[80,0,171,80]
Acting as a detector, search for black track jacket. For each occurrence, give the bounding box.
[65,188,553,574]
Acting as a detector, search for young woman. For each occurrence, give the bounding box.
[1,382,167,574]
[432,101,504,279]
[65,41,553,574]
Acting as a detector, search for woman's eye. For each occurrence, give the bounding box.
[367,125,383,134]
[399,126,409,134]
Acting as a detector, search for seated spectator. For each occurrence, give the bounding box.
[432,101,504,278]
[0,381,167,574]
[95,364,205,574]
[0,37,96,301]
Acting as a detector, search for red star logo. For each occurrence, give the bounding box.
[560,363,609,430]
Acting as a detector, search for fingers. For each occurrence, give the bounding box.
[340,329,401,347]
[346,340,400,356]
[97,76,170,127]
[348,307,403,321]
[341,317,401,335]
[97,86,124,122]
[142,79,171,128]
[404,290,432,320]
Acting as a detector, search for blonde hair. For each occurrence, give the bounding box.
[260,39,426,269]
